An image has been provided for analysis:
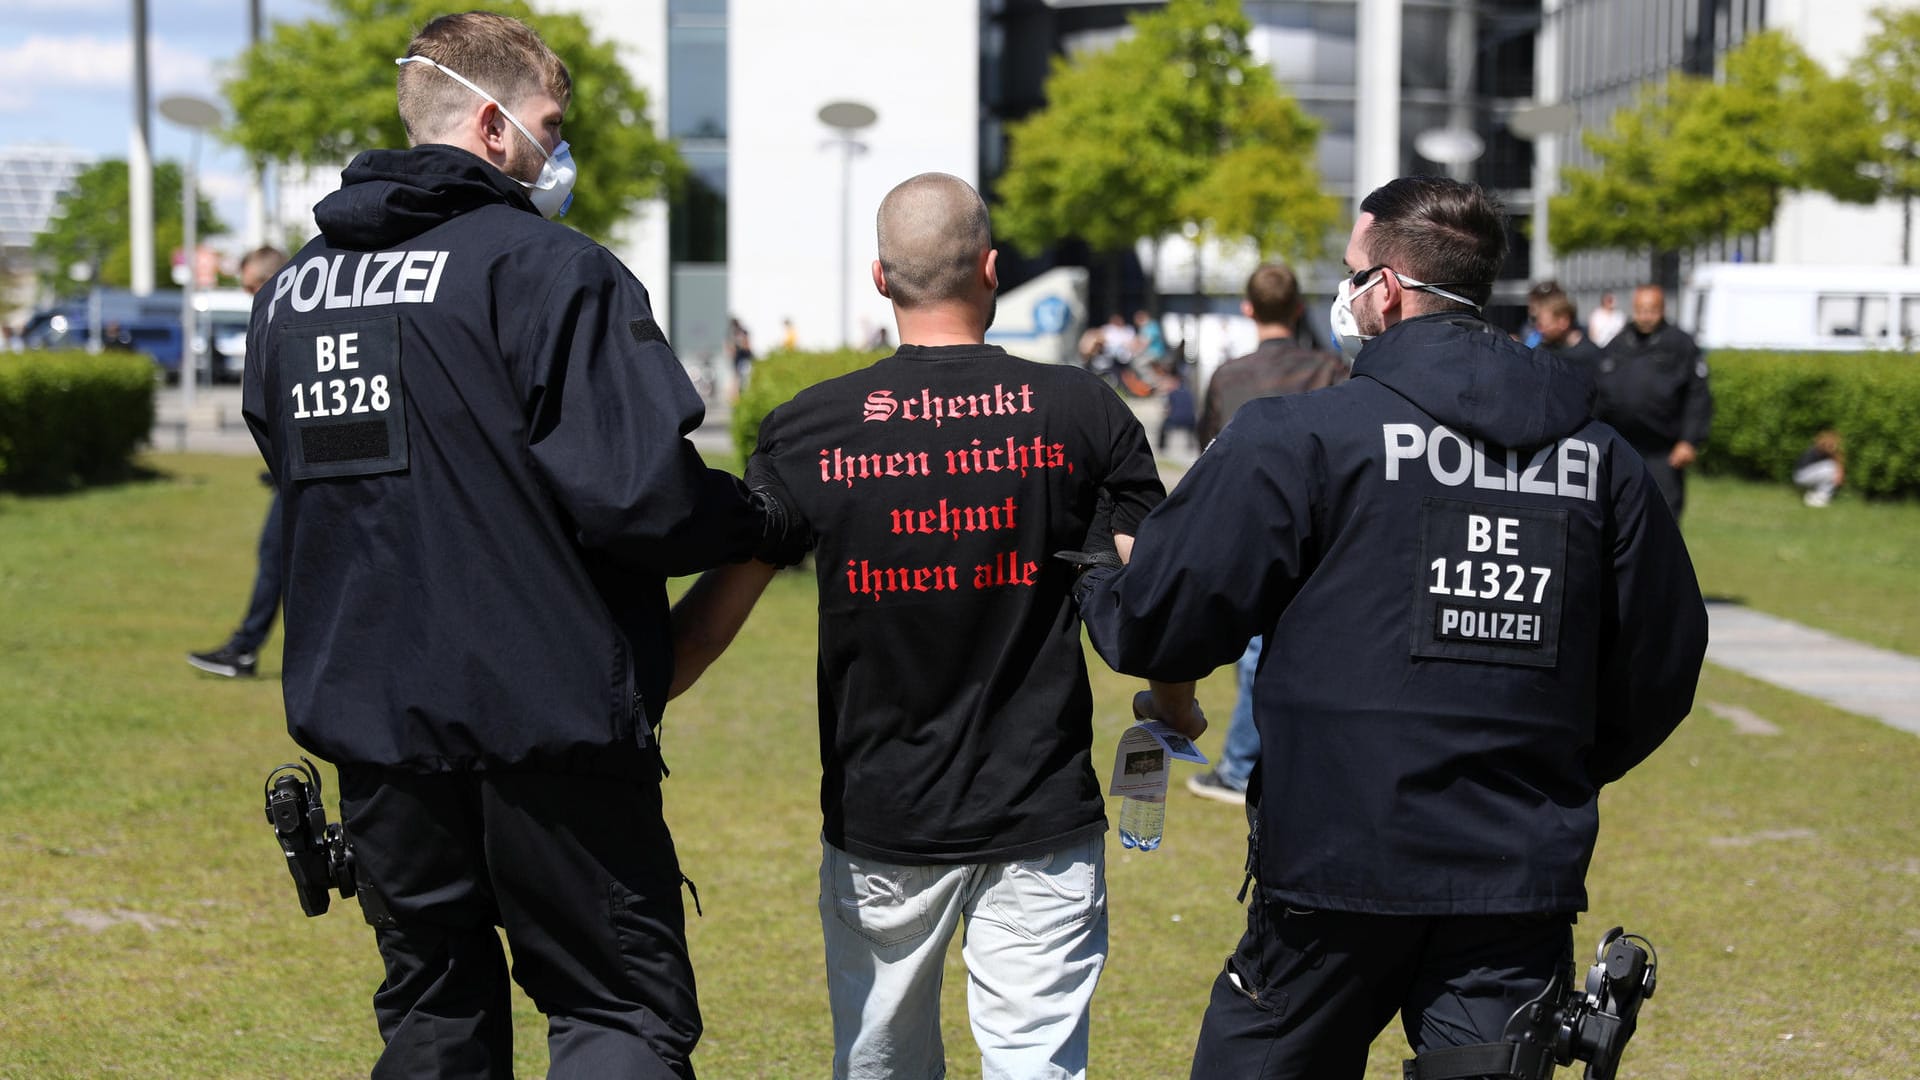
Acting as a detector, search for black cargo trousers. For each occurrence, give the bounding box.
[337,761,699,1080]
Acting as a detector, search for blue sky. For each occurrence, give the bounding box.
[4,0,326,239]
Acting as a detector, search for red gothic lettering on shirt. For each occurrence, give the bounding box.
[817,447,936,487]
[843,559,962,601]
[888,497,1019,540]
[860,384,1037,429]
[973,550,1040,589]
[943,436,1072,478]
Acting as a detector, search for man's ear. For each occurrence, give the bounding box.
[1377,270,1404,316]
[871,259,890,300]
[1241,299,1255,320]
[983,248,999,292]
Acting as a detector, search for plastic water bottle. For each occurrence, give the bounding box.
[1119,787,1167,850]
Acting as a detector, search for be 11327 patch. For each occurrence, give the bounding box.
[1410,497,1567,668]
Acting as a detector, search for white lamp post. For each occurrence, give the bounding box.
[819,101,877,348]
[158,93,223,418]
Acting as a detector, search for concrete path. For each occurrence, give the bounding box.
[1705,602,1920,737]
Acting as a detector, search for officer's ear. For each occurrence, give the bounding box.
[982,248,999,293]
[872,259,890,300]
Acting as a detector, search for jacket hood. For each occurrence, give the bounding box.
[1353,312,1596,449]
[314,145,537,249]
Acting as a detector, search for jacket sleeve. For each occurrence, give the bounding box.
[1680,340,1713,447]
[1589,442,1709,785]
[1079,399,1315,681]
[522,245,761,577]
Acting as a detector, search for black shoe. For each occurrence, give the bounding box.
[1185,768,1248,805]
[187,643,258,678]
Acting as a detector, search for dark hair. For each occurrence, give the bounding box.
[1357,176,1506,309]
[1243,262,1301,325]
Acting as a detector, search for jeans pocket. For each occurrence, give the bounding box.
[985,849,1103,940]
[1227,898,1318,1017]
[830,862,933,949]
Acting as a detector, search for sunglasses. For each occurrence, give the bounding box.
[1348,264,1391,291]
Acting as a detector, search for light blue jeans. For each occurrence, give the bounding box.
[1216,636,1264,790]
[818,834,1108,1080]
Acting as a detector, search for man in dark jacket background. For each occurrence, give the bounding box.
[1071,176,1708,1078]
[1594,284,1713,521]
[243,13,790,1078]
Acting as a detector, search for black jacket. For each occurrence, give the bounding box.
[242,145,761,774]
[1079,313,1708,915]
[1595,321,1713,450]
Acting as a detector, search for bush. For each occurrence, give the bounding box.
[1701,350,1920,498]
[731,347,886,463]
[0,351,155,491]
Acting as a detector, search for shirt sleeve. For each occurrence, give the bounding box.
[522,245,761,577]
[1080,398,1316,681]
[1100,387,1166,534]
[1588,442,1709,785]
[1680,341,1713,447]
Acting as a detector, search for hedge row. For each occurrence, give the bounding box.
[0,351,156,491]
[1701,350,1920,499]
[731,347,888,463]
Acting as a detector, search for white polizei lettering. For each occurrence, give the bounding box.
[394,250,435,303]
[1472,440,1508,491]
[1558,439,1589,500]
[267,265,297,322]
[1441,609,1460,634]
[1383,423,1425,480]
[290,256,327,313]
[423,251,449,302]
[1586,441,1603,500]
[1428,426,1473,486]
[351,252,370,306]
[1518,444,1556,495]
[363,251,403,305]
[323,255,353,309]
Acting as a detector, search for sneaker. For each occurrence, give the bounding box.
[1185,769,1248,805]
[187,643,258,678]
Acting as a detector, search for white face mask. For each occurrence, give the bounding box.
[1330,273,1381,364]
[396,56,576,219]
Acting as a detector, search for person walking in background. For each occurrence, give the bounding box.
[1186,261,1349,804]
[1587,290,1627,347]
[668,172,1201,1080]
[186,245,290,679]
[1534,288,1602,366]
[729,315,753,397]
[781,316,798,351]
[1594,284,1713,522]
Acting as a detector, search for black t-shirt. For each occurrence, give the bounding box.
[753,344,1164,863]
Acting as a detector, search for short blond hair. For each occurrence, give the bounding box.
[397,12,571,145]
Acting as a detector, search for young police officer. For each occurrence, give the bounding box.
[242,14,797,1078]
[1071,177,1709,1078]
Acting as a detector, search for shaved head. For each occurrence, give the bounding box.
[876,173,992,308]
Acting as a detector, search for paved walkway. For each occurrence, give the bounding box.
[151,389,1920,738]
[1704,602,1920,737]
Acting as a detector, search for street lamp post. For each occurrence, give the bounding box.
[818,101,877,349]
[158,93,223,419]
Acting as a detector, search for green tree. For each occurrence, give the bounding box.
[994,0,1335,307]
[31,159,225,295]
[221,0,681,243]
[1552,31,1877,272]
[1853,5,1920,264]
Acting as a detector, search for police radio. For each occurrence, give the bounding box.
[263,758,358,917]
[1404,927,1657,1080]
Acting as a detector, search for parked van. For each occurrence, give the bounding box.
[20,289,187,374]
[1682,263,1920,351]
[193,288,256,382]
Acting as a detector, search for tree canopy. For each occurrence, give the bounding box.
[32,160,225,295]
[1551,30,1878,259]
[1853,5,1920,263]
[221,0,681,243]
[994,0,1336,270]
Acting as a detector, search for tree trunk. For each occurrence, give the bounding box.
[1146,235,1163,319]
[1904,195,1912,266]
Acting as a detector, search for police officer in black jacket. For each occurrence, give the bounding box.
[242,13,794,1079]
[1594,285,1713,521]
[1071,177,1708,1078]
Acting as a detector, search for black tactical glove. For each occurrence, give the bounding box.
[1054,490,1123,606]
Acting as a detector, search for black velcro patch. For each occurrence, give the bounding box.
[301,420,390,464]
[629,318,669,346]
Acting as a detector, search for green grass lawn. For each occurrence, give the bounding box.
[1,458,1915,1078]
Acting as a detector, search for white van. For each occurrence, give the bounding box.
[192,288,256,382]
[1682,263,1920,351]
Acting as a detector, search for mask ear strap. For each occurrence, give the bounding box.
[394,56,550,162]
[1388,272,1483,312]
